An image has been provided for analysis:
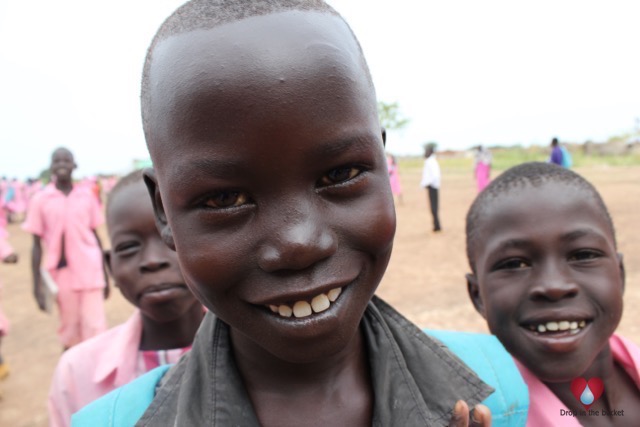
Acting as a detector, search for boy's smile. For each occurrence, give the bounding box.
[144,12,396,363]
[468,182,624,382]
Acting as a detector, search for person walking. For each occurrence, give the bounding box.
[420,143,442,232]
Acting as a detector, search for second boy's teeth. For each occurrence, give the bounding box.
[530,320,588,334]
[269,287,343,319]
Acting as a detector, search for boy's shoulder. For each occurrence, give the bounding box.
[72,365,171,427]
[55,312,142,385]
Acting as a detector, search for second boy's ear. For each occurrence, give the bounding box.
[103,250,113,278]
[466,273,486,319]
[142,168,176,251]
[617,253,626,292]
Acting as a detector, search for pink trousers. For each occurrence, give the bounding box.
[52,269,106,348]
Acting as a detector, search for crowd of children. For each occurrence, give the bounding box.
[0,1,637,426]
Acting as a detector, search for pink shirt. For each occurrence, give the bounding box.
[517,334,640,426]
[48,311,190,427]
[22,183,104,290]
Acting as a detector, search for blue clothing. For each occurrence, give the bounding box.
[550,146,564,166]
[73,299,528,426]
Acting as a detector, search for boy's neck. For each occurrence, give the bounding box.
[231,326,373,426]
[55,178,73,195]
[138,303,204,351]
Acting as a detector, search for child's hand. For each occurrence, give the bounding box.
[448,400,491,427]
[33,281,47,312]
[2,253,18,263]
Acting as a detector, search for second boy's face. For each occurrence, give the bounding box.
[145,12,396,363]
[469,183,624,382]
[107,181,198,323]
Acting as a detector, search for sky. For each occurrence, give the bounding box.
[1,0,638,179]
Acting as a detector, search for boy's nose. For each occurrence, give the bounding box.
[528,261,579,301]
[257,204,338,273]
[139,242,171,273]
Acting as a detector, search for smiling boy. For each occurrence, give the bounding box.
[74,1,495,425]
[466,162,640,426]
[23,147,108,349]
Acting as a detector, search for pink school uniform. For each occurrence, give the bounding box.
[0,223,14,337]
[516,334,640,426]
[22,183,107,347]
[386,155,403,197]
[48,311,191,427]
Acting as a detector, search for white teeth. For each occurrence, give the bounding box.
[278,305,292,318]
[531,319,588,334]
[311,294,330,313]
[558,321,570,331]
[327,288,342,302]
[293,301,312,318]
[546,322,559,331]
[269,287,343,318]
[570,321,578,330]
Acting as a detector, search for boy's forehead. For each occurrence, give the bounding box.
[146,11,375,155]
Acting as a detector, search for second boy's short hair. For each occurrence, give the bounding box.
[465,162,616,269]
[106,169,144,213]
[140,0,373,142]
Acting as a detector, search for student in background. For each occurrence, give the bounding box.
[49,170,203,427]
[23,147,108,350]
[0,216,18,382]
[420,143,442,232]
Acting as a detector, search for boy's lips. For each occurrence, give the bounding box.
[139,283,188,301]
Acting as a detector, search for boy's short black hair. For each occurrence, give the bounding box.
[465,162,616,269]
[141,0,371,142]
[106,169,144,213]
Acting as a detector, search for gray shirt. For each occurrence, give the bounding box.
[136,296,493,426]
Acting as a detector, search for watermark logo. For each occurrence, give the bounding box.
[570,377,604,410]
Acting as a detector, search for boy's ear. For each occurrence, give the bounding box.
[466,273,486,319]
[104,250,113,276]
[142,168,176,251]
[381,127,387,147]
[617,253,626,292]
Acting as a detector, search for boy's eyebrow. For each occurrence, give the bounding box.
[180,157,241,178]
[495,239,531,251]
[559,228,608,244]
[310,134,376,158]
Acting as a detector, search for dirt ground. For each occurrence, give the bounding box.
[0,164,638,426]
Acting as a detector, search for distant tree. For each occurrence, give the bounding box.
[38,168,51,183]
[377,101,409,131]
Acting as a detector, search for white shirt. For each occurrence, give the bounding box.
[420,154,441,189]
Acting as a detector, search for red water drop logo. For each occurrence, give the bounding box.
[570,377,604,410]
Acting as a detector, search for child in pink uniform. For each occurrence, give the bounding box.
[48,170,203,426]
[465,162,640,425]
[0,215,18,380]
[23,147,108,349]
[386,152,403,205]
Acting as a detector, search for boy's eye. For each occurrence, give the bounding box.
[568,250,602,262]
[114,242,140,256]
[494,258,530,271]
[319,166,361,186]
[203,191,249,209]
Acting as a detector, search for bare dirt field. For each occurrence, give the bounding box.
[1,164,638,426]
